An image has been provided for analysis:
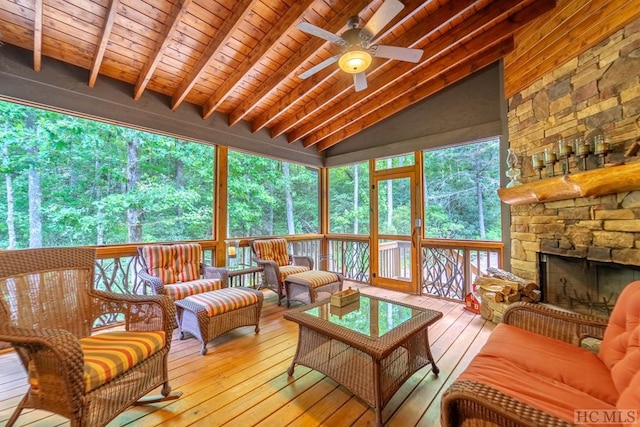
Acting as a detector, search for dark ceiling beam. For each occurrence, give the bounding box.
[250,0,435,134]
[89,0,119,88]
[170,0,258,111]
[225,0,374,127]
[133,0,192,100]
[201,0,316,119]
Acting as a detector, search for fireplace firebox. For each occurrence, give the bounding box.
[539,253,640,317]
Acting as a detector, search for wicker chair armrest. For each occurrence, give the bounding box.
[0,326,85,405]
[136,269,166,295]
[203,265,229,288]
[441,379,573,427]
[91,289,177,334]
[291,255,314,269]
[502,302,608,345]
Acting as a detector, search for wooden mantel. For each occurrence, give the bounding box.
[498,162,640,205]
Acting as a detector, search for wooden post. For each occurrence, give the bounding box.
[215,146,228,267]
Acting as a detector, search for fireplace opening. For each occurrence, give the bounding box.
[539,253,640,317]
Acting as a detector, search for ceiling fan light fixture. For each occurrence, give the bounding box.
[338,50,372,74]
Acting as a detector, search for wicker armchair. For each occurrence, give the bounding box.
[441,288,640,427]
[249,238,313,305]
[0,248,181,427]
[136,242,228,301]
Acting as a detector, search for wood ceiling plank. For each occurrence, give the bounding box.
[304,0,554,148]
[226,0,372,127]
[315,37,515,151]
[134,0,192,100]
[252,0,436,134]
[33,0,42,71]
[201,0,315,119]
[89,0,120,87]
[170,0,259,111]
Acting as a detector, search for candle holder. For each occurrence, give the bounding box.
[543,148,558,177]
[226,239,240,267]
[573,137,590,171]
[592,134,610,167]
[531,153,544,179]
[505,149,522,187]
[557,137,572,175]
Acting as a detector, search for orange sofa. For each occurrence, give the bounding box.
[442,280,640,427]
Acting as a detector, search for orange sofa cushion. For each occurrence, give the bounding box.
[600,281,640,396]
[459,323,621,425]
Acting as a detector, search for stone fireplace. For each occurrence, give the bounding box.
[504,17,640,315]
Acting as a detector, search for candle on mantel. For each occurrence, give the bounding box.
[228,246,237,257]
[544,148,557,164]
[575,138,589,156]
[532,153,544,168]
[558,138,572,157]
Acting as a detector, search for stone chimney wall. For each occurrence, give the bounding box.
[507,17,640,283]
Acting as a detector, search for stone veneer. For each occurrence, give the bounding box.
[507,17,640,283]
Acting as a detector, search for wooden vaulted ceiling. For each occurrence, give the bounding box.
[0,0,556,151]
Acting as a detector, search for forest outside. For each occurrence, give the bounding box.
[0,99,501,249]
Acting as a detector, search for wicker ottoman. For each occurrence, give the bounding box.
[175,287,263,355]
[284,270,344,307]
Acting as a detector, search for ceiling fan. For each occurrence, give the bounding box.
[296,0,423,92]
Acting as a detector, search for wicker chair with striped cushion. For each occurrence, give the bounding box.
[137,243,227,301]
[249,238,313,305]
[0,248,181,427]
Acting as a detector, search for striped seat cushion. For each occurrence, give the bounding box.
[253,238,290,267]
[139,243,202,285]
[27,331,166,393]
[278,265,310,282]
[287,270,340,288]
[164,278,222,301]
[185,288,260,317]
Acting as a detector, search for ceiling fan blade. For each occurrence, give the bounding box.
[362,0,404,40]
[372,45,423,63]
[353,72,367,92]
[299,55,339,79]
[297,22,345,45]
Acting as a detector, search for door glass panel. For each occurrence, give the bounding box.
[377,177,412,282]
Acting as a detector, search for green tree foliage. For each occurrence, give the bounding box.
[0,101,214,248]
[227,150,319,237]
[328,162,370,234]
[423,139,501,241]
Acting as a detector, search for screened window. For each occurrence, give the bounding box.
[227,151,319,237]
[0,100,215,248]
[375,153,415,170]
[423,139,501,241]
[328,162,370,234]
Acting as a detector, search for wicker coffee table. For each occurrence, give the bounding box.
[283,294,442,427]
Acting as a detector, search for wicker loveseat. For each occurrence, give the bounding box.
[0,248,180,427]
[249,238,313,305]
[137,242,227,301]
[441,280,640,426]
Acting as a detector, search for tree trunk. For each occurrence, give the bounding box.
[2,144,16,249]
[176,157,184,217]
[283,162,295,234]
[353,164,359,234]
[127,135,142,242]
[25,111,42,248]
[476,175,486,239]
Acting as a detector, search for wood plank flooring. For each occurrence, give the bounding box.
[0,284,494,426]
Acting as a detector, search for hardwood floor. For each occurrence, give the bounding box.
[0,284,494,426]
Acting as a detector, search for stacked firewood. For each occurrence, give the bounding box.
[474,267,540,323]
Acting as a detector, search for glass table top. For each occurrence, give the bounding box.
[303,295,420,338]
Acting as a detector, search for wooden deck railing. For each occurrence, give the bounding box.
[89,235,501,325]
